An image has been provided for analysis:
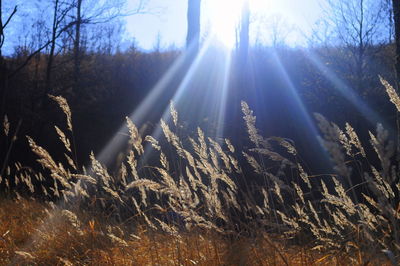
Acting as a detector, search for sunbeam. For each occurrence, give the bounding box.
[95,40,202,165]
[266,50,333,167]
[8,38,213,259]
[139,37,234,163]
[304,50,391,130]
[216,50,233,139]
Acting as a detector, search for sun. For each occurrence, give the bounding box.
[209,0,243,48]
[207,0,264,48]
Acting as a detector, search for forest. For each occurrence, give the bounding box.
[1,0,400,264]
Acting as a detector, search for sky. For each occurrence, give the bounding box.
[124,0,325,50]
[1,0,326,53]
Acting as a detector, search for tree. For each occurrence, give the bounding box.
[325,0,386,90]
[89,20,124,54]
[45,0,74,97]
[7,0,76,78]
[0,1,17,117]
[186,0,201,54]
[254,14,294,48]
[0,1,81,121]
[72,0,150,90]
[384,0,394,43]
[392,0,400,89]
[0,1,17,59]
[308,19,335,47]
[74,0,82,88]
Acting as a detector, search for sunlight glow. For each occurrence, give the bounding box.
[203,0,319,48]
[208,0,264,48]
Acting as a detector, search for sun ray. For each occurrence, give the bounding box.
[136,36,216,163]
[266,50,333,167]
[216,50,233,139]
[13,38,219,255]
[304,50,391,130]
[94,41,203,164]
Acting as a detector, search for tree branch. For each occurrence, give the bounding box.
[2,5,17,30]
[8,20,78,78]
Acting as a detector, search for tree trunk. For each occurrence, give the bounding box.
[45,0,59,97]
[0,0,3,59]
[186,0,201,54]
[74,0,82,89]
[393,0,400,89]
[0,0,6,119]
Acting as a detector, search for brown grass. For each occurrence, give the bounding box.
[0,198,394,265]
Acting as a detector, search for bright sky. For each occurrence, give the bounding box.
[125,0,325,50]
[0,0,325,53]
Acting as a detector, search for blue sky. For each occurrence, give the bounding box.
[124,0,325,50]
[1,0,325,53]
[125,0,188,50]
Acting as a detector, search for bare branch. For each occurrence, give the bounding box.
[8,20,78,78]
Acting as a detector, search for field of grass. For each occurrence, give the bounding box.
[0,198,394,265]
[0,79,399,265]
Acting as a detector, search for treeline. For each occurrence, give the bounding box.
[0,43,397,174]
[1,47,180,167]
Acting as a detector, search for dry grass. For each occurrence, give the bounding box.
[0,79,399,265]
[0,198,394,265]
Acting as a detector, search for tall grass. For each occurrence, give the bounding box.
[0,79,399,264]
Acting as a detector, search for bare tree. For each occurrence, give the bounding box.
[254,14,294,48]
[45,0,74,96]
[186,0,201,54]
[72,0,150,89]
[7,19,77,79]
[307,19,335,48]
[0,1,17,117]
[384,0,394,43]
[30,18,46,92]
[325,0,386,89]
[0,1,17,59]
[74,0,82,88]
[91,20,124,54]
[393,0,400,89]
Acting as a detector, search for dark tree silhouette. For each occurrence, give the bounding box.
[393,0,400,89]
[72,0,150,92]
[0,0,17,58]
[0,1,17,118]
[73,0,82,90]
[186,0,201,54]
[46,0,74,97]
